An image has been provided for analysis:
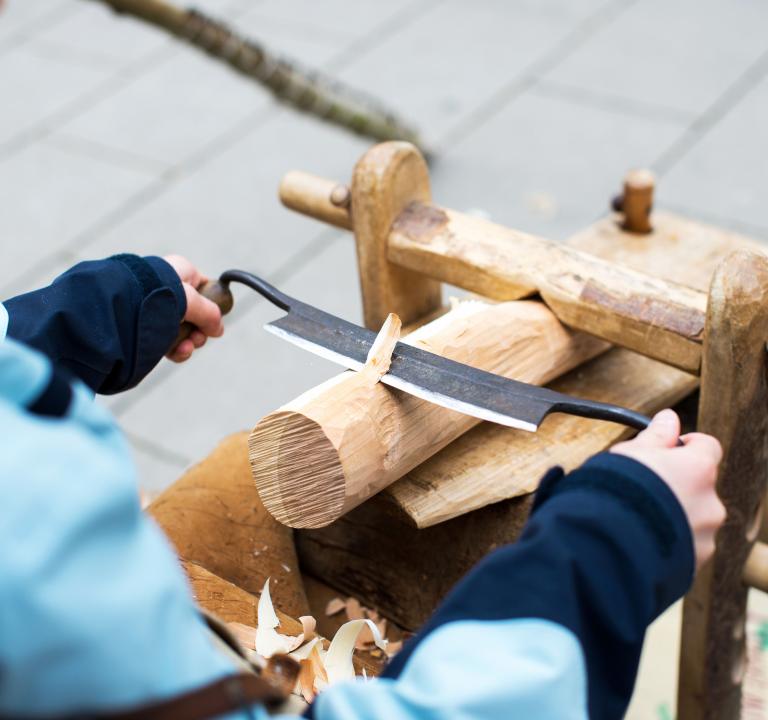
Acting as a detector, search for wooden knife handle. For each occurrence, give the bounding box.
[170,279,234,355]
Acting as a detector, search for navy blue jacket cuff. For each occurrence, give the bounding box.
[5,255,186,394]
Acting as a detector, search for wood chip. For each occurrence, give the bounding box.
[345,597,364,621]
[384,640,403,657]
[325,597,346,616]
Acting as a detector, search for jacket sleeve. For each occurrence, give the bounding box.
[309,452,694,720]
[0,339,244,717]
[3,254,186,394]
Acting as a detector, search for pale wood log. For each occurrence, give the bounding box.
[250,300,608,528]
[351,142,442,329]
[743,542,768,594]
[677,250,768,720]
[149,432,309,618]
[279,172,352,231]
[388,202,707,373]
[614,168,655,233]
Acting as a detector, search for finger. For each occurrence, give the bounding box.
[680,433,724,465]
[190,330,207,349]
[631,409,680,449]
[164,255,205,287]
[183,283,224,337]
[167,338,194,363]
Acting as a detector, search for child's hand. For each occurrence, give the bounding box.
[163,255,225,362]
[611,409,725,570]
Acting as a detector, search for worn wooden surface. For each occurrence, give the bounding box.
[388,202,707,373]
[250,300,607,528]
[384,211,758,527]
[351,142,442,329]
[677,250,768,720]
[296,492,534,630]
[150,432,309,617]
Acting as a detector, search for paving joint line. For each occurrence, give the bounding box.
[434,0,639,153]
[652,46,768,176]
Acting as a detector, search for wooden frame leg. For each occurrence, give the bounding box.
[351,141,442,329]
[677,249,768,719]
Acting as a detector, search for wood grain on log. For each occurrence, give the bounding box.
[250,300,607,528]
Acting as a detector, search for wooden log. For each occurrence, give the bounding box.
[350,142,442,329]
[149,432,310,618]
[677,250,768,720]
[388,202,707,373]
[250,300,608,528]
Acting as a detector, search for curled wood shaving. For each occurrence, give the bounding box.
[324,619,388,685]
[345,597,364,621]
[325,597,346,616]
[256,579,317,657]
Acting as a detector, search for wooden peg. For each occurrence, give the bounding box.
[677,250,768,720]
[613,169,655,234]
[351,142,442,329]
[279,171,352,230]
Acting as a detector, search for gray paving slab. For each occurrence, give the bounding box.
[429,85,685,241]
[544,0,768,118]
[336,0,614,145]
[0,42,109,150]
[57,47,272,169]
[658,75,768,238]
[243,0,418,39]
[115,234,361,490]
[127,441,190,497]
[27,2,172,69]
[80,107,370,278]
[0,138,156,292]
[0,0,66,42]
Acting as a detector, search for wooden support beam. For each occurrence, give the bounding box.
[677,250,768,720]
[250,300,607,528]
[388,203,707,373]
[278,153,710,373]
[350,142,442,329]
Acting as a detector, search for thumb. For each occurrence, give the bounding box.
[631,409,680,449]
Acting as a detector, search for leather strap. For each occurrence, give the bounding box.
[89,673,282,720]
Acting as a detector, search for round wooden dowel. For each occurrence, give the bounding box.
[615,168,655,234]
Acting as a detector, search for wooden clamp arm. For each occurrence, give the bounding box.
[279,171,707,374]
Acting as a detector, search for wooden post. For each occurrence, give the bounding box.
[351,142,442,329]
[613,169,654,234]
[677,249,768,720]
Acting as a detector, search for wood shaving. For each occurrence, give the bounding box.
[345,597,364,621]
[325,597,346,616]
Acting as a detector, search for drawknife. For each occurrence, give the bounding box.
[189,270,654,434]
